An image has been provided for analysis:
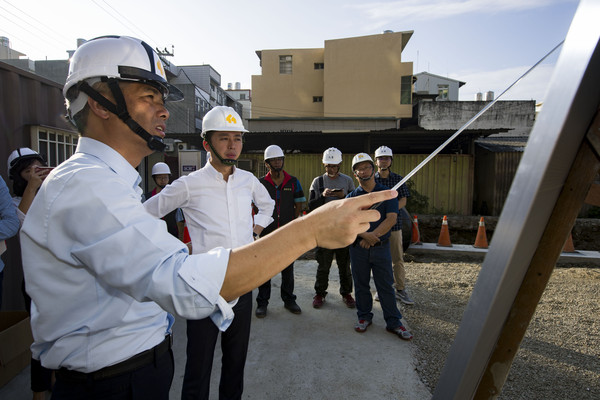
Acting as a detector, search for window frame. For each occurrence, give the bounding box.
[30,125,80,167]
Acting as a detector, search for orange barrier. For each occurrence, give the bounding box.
[562,232,575,253]
[437,215,452,247]
[411,215,422,245]
[473,217,489,249]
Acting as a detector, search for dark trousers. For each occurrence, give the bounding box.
[314,246,353,297]
[52,348,174,400]
[349,242,402,330]
[256,263,296,306]
[181,292,252,400]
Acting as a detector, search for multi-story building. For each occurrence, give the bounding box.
[251,30,414,132]
[414,71,465,101]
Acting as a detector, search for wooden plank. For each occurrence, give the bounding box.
[474,111,600,398]
[432,1,600,397]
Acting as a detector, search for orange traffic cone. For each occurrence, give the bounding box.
[473,217,489,249]
[437,215,452,247]
[562,232,575,253]
[411,215,422,245]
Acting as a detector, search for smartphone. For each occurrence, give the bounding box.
[330,189,343,192]
[35,166,54,173]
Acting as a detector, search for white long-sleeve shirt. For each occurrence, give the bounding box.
[143,161,274,253]
[20,137,234,372]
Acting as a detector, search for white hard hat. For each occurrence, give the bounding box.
[7,147,44,177]
[352,153,374,170]
[151,162,171,175]
[322,147,342,165]
[201,106,248,138]
[63,35,184,121]
[264,145,284,161]
[375,146,393,158]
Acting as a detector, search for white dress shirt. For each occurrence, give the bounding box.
[20,137,234,372]
[143,161,274,254]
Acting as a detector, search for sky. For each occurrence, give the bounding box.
[0,0,581,103]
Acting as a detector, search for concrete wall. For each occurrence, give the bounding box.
[418,100,535,134]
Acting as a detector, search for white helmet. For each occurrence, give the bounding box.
[264,145,285,161]
[375,146,393,158]
[322,147,342,165]
[151,162,171,175]
[201,106,248,138]
[64,35,183,120]
[351,153,374,170]
[7,147,44,178]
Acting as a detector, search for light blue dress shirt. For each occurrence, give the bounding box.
[0,176,19,273]
[20,137,234,372]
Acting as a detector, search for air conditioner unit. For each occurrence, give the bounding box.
[177,143,188,151]
[162,138,175,152]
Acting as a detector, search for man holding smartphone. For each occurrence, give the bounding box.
[308,148,356,309]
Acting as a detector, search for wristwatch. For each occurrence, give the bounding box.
[253,232,260,240]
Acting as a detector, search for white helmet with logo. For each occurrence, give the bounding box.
[151,162,171,176]
[352,153,374,170]
[201,106,248,138]
[64,35,183,120]
[375,146,393,158]
[264,145,285,161]
[63,35,183,152]
[322,147,342,165]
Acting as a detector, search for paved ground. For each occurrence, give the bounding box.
[0,259,431,400]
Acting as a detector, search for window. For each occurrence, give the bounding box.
[239,93,246,100]
[279,55,292,74]
[314,63,324,70]
[438,84,449,100]
[30,126,79,167]
[400,75,412,104]
[313,96,323,103]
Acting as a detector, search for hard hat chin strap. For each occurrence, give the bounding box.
[266,159,284,172]
[206,138,237,166]
[78,79,166,152]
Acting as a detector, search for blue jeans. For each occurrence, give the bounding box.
[349,241,402,330]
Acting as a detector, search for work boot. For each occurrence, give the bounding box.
[255,305,267,318]
[284,301,302,314]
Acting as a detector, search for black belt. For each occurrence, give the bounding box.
[57,335,172,382]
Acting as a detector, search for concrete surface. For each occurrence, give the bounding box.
[0,259,431,400]
[407,242,600,266]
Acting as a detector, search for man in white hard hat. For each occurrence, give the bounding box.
[374,146,414,305]
[346,153,413,340]
[19,35,396,399]
[256,145,306,317]
[143,162,182,238]
[308,147,356,309]
[144,105,274,399]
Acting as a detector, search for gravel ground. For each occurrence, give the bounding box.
[401,254,600,399]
